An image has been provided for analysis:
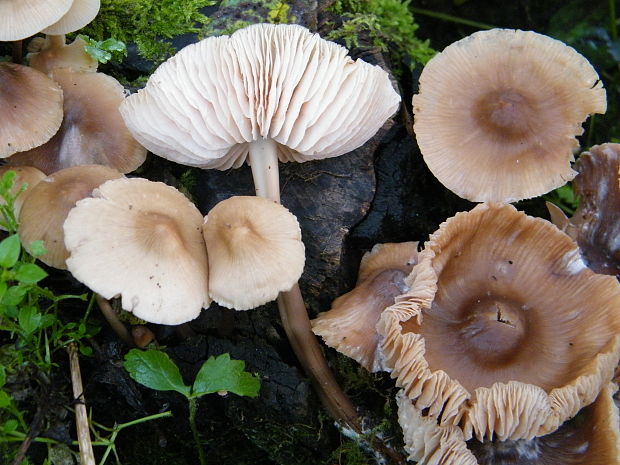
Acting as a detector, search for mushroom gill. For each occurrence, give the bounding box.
[378,203,620,441]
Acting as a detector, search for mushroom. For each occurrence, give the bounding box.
[64,177,210,326]
[311,242,419,372]
[0,0,72,41]
[412,29,606,203]
[18,164,123,269]
[377,203,620,441]
[0,63,64,158]
[118,22,400,435]
[28,35,98,75]
[41,0,100,36]
[7,68,146,174]
[202,196,305,310]
[0,166,46,230]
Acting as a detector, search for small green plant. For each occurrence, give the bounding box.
[78,35,127,64]
[124,349,260,465]
[544,184,579,215]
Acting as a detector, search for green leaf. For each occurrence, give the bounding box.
[192,353,260,398]
[0,390,11,408]
[14,263,47,284]
[18,306,42,335]
[0,281,7,303]
[84,45,112,63]
[124,349,191,397]
[2,285,28,306]
[0,366,5,387]
[0,235,20,268]
[99,38,126,53]
[0,170,16,193]
[28,240,47,258]
[2,419,18,433]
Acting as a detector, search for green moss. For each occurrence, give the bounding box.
[327,0,435,71]
[81,0,215,63]
[204,0,296,37]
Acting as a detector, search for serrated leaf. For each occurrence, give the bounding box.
[0,390,10,408]
[14,263,47,284]
[124,349,190,397]
[18,306,42,335]
[0,235,20,268]
[192,353,260,398]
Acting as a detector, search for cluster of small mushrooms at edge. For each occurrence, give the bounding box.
[3,5,620,463]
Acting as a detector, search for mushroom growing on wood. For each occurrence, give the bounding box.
[64,177,210,326]
[412,29,606,203]
[378,203,620,441]
[119,22,401,438]
[311,242,419,372]
[202,196,305,310]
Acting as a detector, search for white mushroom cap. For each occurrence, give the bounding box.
[0,0,73,41]
[64,177,210,325]
[42,0,100,35]
[120,23,400,170]
[202,196,305,310]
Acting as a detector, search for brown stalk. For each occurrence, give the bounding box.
[67,343,96,465]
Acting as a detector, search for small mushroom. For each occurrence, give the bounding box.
[202,196,305,310]
[311,242,419,372]
[64,177,210,325]
[18,164,123,268]
[412,29,606,203]
[378,203,620,441]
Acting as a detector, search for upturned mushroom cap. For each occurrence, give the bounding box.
[378,203,620,441]
[202,195,305,310]
[0,166,46,229]
[412,29,606,203]
[311,242,418,372]
[468,382,620,464]
[0,0,73,41]
[28,35,99,74]
[7,69,146,174]
[119,23,400,169]
[18,165,123,269]
[0,63,64,158]
[41,0,100,35]
[64,177,210,325]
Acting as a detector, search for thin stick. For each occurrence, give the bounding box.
[95,294,135,347]
[11,40,22,64]
[67,343,96,465]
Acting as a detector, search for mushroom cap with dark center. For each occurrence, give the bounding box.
[311,242,419,372]
[18,165,123,269]
[7,69,146,174]
[378,203,620,441]
[412,29,606,203]
[119,23,400,170]
[0,0,73,41]
[0,63,64,158]
[64,177,210,325]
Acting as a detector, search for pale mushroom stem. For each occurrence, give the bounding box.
[46,34,66,49]
[247,139,363,431]
[95,294,135,347]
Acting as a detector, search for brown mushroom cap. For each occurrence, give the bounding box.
[119,23,400,170]
[0,0,73,41]
[568,143,620,277]
[0,166,46,229]
[311,242,418,372]
[0,63,64,158]
[64,177,210,325]
[468,382,620,464]
[28,35,99,75]
[41,0,100,35]
[412,29,606,203]
[378,203,620,441]
[202,195,305,310]
[7,69,146,174]
[18,165,123,269]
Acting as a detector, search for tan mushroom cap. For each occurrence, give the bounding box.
[469,382,620,464]
[0,166,46,229]
[0,0,73,41]
[412,29,606,203]
[120,23,400,170]
[311,242,418,372]
[0,63,64,158]
[28,35,99,74]
[378,203,620,441]
[42,0,100,35]
[397,391,478,465]
[202,196,305,310]
[18,165,123,269]
[7,69,146,175]
[64,177,210,325]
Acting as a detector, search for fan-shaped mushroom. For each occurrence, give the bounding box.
[412,29,606,203]
[378,203,620,441]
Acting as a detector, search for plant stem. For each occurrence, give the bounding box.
[67,343,96,465]
[188,397,207,465]
[610,0,618,40]
[410,7,495,30]
[95,294,135,347]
